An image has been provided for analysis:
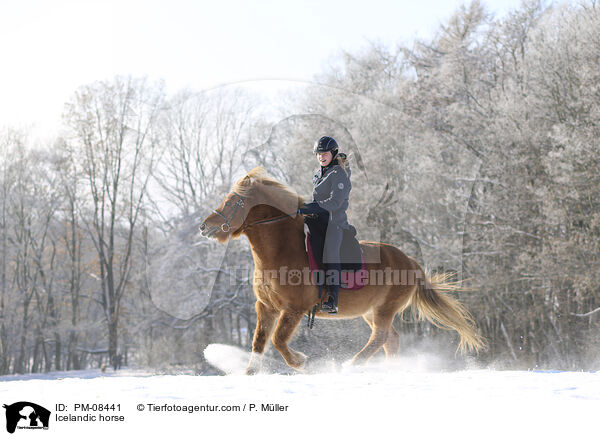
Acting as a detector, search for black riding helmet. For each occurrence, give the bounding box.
[314,136,339,158]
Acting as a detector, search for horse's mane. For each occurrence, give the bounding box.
[233,166,306,207]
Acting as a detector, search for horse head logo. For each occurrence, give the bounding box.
[3,402,50,434]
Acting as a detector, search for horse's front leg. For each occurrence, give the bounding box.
[271,311,307,371]
[245,301,278,375]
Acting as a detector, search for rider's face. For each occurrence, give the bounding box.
[317,151,333,167]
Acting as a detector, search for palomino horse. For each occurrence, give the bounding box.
[200,167,485,374]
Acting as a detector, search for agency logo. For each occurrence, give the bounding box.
[3,402,50,434]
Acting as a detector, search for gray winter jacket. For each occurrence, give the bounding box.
[312,162,352,229]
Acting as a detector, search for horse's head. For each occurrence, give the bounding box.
[200,167,304,242]
[199,189,248,243]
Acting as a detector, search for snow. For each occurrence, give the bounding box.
[0,345,597,435]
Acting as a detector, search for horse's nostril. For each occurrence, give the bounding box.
[200,223,206,231]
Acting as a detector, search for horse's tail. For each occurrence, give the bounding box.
[409,269,486,353]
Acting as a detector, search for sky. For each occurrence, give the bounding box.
[0,0,526,137]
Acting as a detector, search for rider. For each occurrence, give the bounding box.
[297,136,352,314]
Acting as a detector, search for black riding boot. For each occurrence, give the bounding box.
[322,263,340,314]
[322,283,339,314]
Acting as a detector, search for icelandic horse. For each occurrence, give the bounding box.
[200,167,485,374]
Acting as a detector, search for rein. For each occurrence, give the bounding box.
[241,213,294,230]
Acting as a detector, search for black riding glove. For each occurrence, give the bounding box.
[298,201,328,215]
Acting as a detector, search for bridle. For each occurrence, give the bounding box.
[212,192,294,233]
[213,192,246,233]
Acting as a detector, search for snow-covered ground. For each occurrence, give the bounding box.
[0,344,597,436]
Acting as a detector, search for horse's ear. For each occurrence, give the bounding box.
[239,175,251,186]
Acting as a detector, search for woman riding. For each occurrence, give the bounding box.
[297,136,352,314]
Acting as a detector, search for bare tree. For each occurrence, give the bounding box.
[156,87,257,217]
[64,76,165,369]
[51,139,86,370]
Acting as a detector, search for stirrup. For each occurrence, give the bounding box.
[321,298,338,314]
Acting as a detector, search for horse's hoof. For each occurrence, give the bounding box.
[349,357,368,366]
[246,352,263,375]
[289,351,307,371]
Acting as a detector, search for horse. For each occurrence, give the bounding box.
[200,167,485,374]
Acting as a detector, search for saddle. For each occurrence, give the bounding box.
[303,215,367,291]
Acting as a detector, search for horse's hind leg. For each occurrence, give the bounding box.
[362,312,400,359]
[352,310,395,365]
[384,325,401,358]
[246,302,278,375]
[271,311,307,370]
